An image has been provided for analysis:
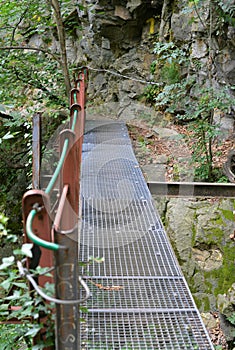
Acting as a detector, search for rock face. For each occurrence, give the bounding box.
[83,2,234,103]
[154,197,235,340]
[217,283,235,342]
[29,1,235,127]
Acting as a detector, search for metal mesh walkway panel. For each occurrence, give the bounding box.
[80,120,214,349]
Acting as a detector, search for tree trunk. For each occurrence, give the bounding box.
[51,0,71,100]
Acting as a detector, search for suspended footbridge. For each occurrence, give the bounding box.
[20,68,214,349]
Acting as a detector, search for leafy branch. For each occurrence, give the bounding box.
[0,46,60,62]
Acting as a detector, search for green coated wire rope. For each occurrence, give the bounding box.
[45,138,69,195]
[71,108,78,133]
[71,91,79,132]
[26,209,60,251]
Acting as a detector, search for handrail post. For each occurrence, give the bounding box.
[54,118,83,349]
[54,226,80,350]
[32,113,41,189]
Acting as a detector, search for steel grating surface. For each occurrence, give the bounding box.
[80,120,214,349]
[80,311,211,350]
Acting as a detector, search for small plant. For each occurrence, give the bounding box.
[0,213,8,238]
[153,42,188,82]
[0,223,55,349]
[0,257,55,350]
[146,31,234,181]
[227,312,235,326]
[177,86,234,181]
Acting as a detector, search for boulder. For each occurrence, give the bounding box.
[162,197,235,312]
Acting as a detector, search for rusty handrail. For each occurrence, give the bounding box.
[53,184,69,231]
[21,67,89,350]
[23,67,88,251]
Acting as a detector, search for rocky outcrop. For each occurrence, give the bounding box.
[154,196,235,341]
[217,284,235,342]
[159,198,235,308]
[28,1,235,128]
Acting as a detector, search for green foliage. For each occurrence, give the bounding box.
[161,62,181,85]
[0,0,77,232]
[145,31,234,181]
[216,0,235,23]
[151,42,188,87]
[0,213,8,238]
[153,42,188,65]
[154,79,193,112]
[177,86,234,181]
[0,324,35,350]
[185,0,235,28]
[144,84,161,105]
[227,313,235,326]
[0,105,32,233]
[0,0,76,106]
[0,233,55,349]
[0,51,66,107]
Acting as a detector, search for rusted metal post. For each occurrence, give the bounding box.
[54,127,82,349]
[32,114,41,189]
[52,70,87,348]
[54,226,80,349]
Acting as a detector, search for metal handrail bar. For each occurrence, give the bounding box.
[53,184,69,231]
[148,181,235,197]
[20,67,89,349]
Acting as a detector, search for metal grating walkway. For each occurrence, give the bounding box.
[79,120,214,349]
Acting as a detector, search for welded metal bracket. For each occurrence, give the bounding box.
[22,189,53,286]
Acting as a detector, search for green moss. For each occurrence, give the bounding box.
[189,220,234,310]
[202,245,235,296]
[217,248,235,295]
[221,209,234,221]
[214,217,224,226]
[169,204,235,312]
[191,219,197,246]
[204,227,224,245]
[204,296,211,311]
[194,295,211,312]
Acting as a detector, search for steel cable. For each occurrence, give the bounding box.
[17,260,90,305]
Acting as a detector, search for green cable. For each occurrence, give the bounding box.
[71,91,78,132]
[71,109,78,133]
[26,209,60,251]
[45,138,69,195]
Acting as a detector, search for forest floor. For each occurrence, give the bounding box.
[128,118,235,183]
[128,119,234,350]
